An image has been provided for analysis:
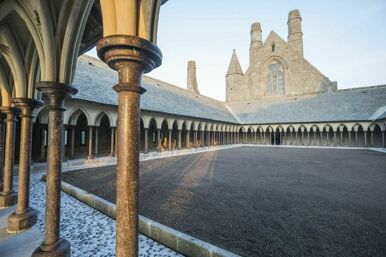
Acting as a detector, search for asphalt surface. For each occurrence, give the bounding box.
[62,147,386,257]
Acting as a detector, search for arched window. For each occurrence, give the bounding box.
[266,62,285,96]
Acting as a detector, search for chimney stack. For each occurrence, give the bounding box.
[187,60,200,94]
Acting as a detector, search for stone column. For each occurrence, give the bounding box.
[355,131,358,146]
[70,126,75,158]
[144,128,148,154]
[320,132,323,146]
[0,107,18,208]
[95,127,99,157]
[111,127,116,156]
[177,130,182,150]
[97,35,162,257]
[348,131,351,147]
[364,131,367,147]
[32,82,77,257]
[333,132,337,146]
[370,131,374,146]
[87,126,93,160]
[186,130,190,149]
[340,132,343,146]
[40,125,46,161]
[168,129,172,150]
[157,129,161,151]
[8,98,43,233]
[0,116,4,191]
[382,130,385,148]
[193,130,197,147]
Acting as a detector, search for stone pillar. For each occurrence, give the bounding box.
[340,132,343,146]
[0,116,4,191]
[273,132,276,145]
[32,82,77,257]
[97,35,162,257]
[370,131,374,146]
[70,126,75,158]
[144,128,148,154]
[40,125,46,161]
[355,131,358,146]
[168,129,172,150]
[95,127,99,157]
[348,131,351,147]
[186,130,190,148]
[157,129,161,151]
[0,107,18,208]
[87,126,94,160]
[382,130,385,148]
[320,132,323,146]
[364,131,367,147]
[177,130,182,150]
[110,127,116,156]
[333,132,337,146]
[8,98,43,233]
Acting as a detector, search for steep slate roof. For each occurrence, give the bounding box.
[72,55,238,123]
[225,86,386,124]
[72,55,386,125]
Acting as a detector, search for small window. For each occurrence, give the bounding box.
[81,130,87,145]
[271,43,275,52]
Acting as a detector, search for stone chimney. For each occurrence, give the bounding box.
[187,60,200,94]
[249,22,262,65]
[287,9,303,56]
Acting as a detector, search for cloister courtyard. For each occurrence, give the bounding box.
[61,146,386,257]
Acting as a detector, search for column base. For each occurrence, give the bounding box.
[0,191,17,208]
[87,155,94,160]
[32,238,70,257]
[7,207,37,233]
[110,153,116,157]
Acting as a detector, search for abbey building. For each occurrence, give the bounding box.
[226,9,336,102]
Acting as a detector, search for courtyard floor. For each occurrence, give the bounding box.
[62,146,386,257]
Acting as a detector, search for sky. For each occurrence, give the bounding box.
[87,0,386,101]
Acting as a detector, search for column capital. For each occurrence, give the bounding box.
[12,98,43,119]
[0,106,19,122]
[36,82,77,112]
[97,35,161,94]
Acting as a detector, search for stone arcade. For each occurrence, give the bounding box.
[0,3,385,257]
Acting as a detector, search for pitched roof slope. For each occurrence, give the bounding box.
[72,55,238,123]
[226,86,386,124]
